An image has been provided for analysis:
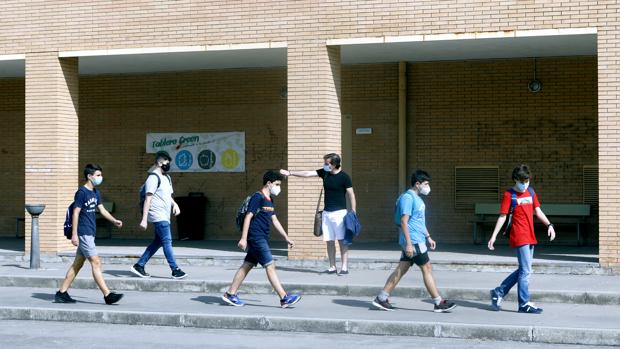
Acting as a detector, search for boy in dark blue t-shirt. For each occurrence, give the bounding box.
[55,164,124,305]
[221,171,301,308]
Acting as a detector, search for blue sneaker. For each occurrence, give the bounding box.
[280,294,302,308]
[518,302,543,314]
[221,292,245,307]
[490,289,503,311]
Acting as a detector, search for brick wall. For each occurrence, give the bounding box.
[0,0,617,262]
[79,68,288,240]
[343,57,598,243]
[0,1,607,54]
[0,78,25,237]
[0,57,600,246]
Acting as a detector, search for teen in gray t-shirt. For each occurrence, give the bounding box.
[144,171,173,223]
[131,152,187,280]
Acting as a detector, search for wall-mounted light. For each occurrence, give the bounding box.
[527,58,542,93]
[280,86,287,99]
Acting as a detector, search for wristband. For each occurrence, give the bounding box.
[547,223,554,228]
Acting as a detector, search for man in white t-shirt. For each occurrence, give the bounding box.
[131,152,187,279]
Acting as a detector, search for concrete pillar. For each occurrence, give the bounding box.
[25,52,79,254]
[287,42,342,259]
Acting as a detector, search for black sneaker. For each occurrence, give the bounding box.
[372,296,394,311]
[130,264,150,278]
[518,302,543,314]
[433,299,456,313]
[172,268,187,279]
[104,292,124,305]
[54,291,76,303]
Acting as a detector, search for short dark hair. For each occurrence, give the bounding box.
[411,169,431,187]
[84,163,102,180]
[263,170,283,185]
[512,164,531,182]
[323,153,341,169]
[154,151,171,164]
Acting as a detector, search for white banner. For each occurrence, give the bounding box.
[146,132,245,172]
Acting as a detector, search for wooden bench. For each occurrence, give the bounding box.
[96,201,115,239]
[472,203,590,245]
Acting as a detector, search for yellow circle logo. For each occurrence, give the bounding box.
[221,149,240,169]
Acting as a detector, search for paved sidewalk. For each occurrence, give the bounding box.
[0,261,618,305]
[1,286,619,346]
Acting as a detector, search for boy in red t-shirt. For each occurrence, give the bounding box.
[487,165,556,314]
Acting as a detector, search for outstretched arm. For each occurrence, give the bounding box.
[280,169,319,177]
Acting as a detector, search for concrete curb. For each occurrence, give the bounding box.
[0,253,608,275]
[1,275,619,305]
[0,306,618,346]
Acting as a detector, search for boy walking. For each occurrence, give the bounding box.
[221,171,301,308]
[372,170,456,313]
[131,152,187,279]
[488,164,556,314]
[55,164,124,305]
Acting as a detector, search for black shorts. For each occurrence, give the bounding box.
[399,243,430,266]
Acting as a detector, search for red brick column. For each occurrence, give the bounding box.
[25,52,78,254]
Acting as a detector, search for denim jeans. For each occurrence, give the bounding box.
[494,244,534,307]
[137,221,178,270]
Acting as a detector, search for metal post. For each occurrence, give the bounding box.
[25,204,45,269]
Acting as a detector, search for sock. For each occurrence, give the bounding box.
[378,290,389,302]
[433,296,442,306]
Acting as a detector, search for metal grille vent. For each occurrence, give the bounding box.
[583,165,598,213]
[455,166,499,210]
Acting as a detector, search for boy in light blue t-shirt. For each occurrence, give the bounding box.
[372,170,456,313]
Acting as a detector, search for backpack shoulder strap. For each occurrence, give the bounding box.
[146,172,162,190]
[401,190,416,216]
[254,191,264,214]
[507,188,518,213]
[527,187,535,198]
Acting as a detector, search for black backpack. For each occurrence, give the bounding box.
[63,188,99,239]
[235,192,262,231]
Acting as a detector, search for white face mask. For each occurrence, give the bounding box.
[323,164,331,172]
[419,184,431,196]
[516,181,529,192]
[91,176,103,186]
[270,184,281,196]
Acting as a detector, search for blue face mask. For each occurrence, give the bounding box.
[515,181,529,192]
[91,176,103,187]
[323,164,331,172]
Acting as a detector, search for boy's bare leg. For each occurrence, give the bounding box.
[228,262,254,294]
[265,264,287,299]
[381,261,411,294]
[59,256,86,292]
[418,262,440,299]
[88,256,110,296]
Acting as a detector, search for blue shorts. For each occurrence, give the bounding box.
[244,238,274,267]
